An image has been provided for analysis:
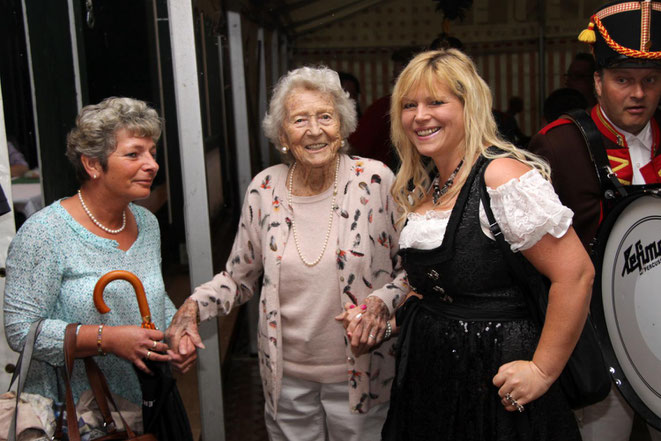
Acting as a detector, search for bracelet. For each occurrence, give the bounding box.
[384,321,392,340]
[96,324,106,356]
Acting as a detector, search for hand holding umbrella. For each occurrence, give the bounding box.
[94,270,194,441]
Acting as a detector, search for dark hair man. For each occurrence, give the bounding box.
[565,52,598,107]
[529,2,661,441]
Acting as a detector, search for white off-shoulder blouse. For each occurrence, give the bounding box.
[399,169,574,252]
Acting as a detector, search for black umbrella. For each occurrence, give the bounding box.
[135,361,193,441]
[94,270,194,441]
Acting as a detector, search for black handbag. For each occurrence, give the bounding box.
[478,161,611,409]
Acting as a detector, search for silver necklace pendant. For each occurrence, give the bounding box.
[432,159,464,206]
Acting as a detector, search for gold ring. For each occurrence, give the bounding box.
[146,350,152,360]
[152,340,158,349]
[369,334,376,339]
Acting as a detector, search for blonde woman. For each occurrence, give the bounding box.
[381,49,594,440]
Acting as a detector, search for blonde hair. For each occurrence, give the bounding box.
[390,49,550,224]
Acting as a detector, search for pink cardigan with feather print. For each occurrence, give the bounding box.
[190,154,408,416]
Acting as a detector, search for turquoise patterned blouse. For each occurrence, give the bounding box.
[3,200,176,405]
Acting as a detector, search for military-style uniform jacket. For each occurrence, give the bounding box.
[528,105,661,249]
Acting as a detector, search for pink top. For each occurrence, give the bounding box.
[190,154,407,415]
[280,184,346,383]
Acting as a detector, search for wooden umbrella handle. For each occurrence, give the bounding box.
[93,270,155,329]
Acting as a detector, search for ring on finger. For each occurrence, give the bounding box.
[368,334,376,339]
[355,313,363,320]
[505,393,524,412]
[151,340,158,349]
[146,350,152,360]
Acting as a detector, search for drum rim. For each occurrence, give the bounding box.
[590,189,661,430]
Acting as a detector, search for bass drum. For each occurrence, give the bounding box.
[591,188,661,430]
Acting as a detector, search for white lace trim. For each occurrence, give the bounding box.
[399,170,574,251]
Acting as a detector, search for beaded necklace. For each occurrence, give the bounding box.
[287,156,340,267]
[432,159,464,205]
[77,189,127,234]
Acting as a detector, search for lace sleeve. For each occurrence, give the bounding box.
[481,169,574,252]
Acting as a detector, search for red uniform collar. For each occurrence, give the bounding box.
[591,105,660,155]
[592,105,627,147]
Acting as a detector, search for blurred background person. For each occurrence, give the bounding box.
[339,71,362,118]
[542,88,589,126]
[7,139,29,178]
[349,46,420,169]
[564,52,597,108]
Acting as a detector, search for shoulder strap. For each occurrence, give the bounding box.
[8,320,44,441]
[63,323,137,441]
[478,161,544,325]
[564,108,628,199]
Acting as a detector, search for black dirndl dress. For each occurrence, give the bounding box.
[382,157,581,441]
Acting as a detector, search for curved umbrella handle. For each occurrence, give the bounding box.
[93,270,155,329]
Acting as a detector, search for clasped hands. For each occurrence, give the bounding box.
[334,296,391,357]
[164,298,206,374]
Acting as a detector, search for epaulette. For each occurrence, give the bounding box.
[538,118,572,135]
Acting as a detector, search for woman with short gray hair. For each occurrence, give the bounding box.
[4,97,195,428]
[167,66,407,440]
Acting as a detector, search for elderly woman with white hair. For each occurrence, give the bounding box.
[166,66,407,440]
[4,97,195,412]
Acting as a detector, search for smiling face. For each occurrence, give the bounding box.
[400,81,465,164]
[99,128,159,201]
[594,68,661,134]
[279,88,342,171]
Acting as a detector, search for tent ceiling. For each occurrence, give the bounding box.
[263,0,395,37]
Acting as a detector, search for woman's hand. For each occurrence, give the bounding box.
[335,296,390,356]
[492,360,554,412]
[103,325,170,374]
[167,335,198,374]
[165,298,205,372]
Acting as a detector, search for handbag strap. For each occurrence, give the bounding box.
[478,161,544,325]
[478,159,536,441]
[63,323,138,441]
[8,319,44,441]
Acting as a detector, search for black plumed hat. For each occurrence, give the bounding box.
[578,1,661,68]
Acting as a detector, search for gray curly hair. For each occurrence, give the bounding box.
[66,97,162,183]
[262,66,357,163]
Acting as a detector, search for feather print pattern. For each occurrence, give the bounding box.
[194,156,405,417]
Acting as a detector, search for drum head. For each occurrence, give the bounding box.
[592,191,661,430]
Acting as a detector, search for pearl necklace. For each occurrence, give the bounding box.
[432,159,464,205]
[77,190,127,234]
[287,156,340,267]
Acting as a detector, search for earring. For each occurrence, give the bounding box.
[93,174,97,179]
[281,146,288,153]
[341,140,345,148]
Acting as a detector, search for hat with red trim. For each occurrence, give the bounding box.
[578,0,661,68]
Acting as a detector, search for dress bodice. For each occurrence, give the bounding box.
[399,156,529,317]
